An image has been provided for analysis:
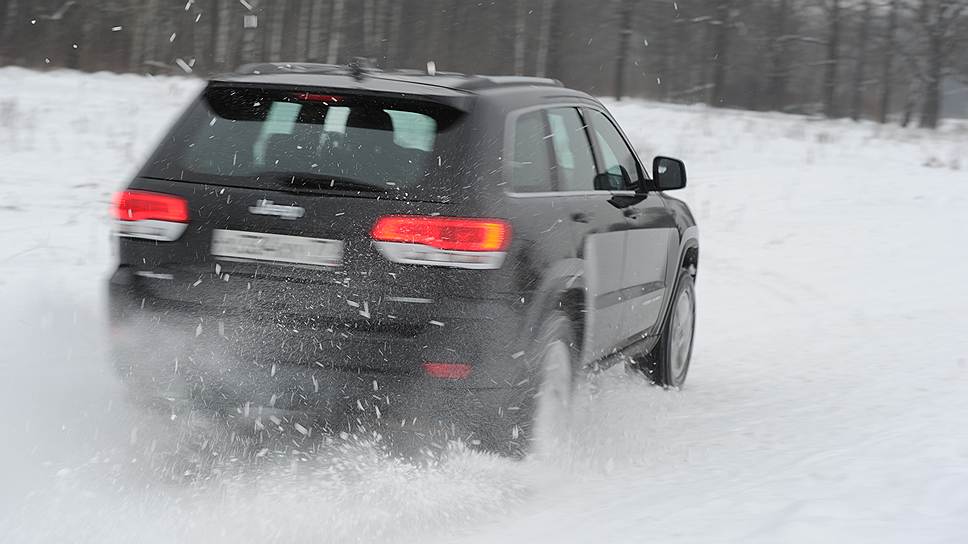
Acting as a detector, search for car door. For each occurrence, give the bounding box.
[544,106,631,362]
[584,108,680,344]
[503,108,593,337]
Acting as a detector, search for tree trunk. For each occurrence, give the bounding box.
[142,0,163,67]
[901,78,919,128]
[82,2,101,70]
[822,0,841,118]
[363,0,375,57]
[128,1,146,71]
[387,0,403,68]
[767,0,790,111]
[709,0,731,107]
[877,0,898,124]
[652,2,672,100]
[190,1,208,72]
[326,0,345,64]
[375,0,389,64]
[241,0,261,64]
[918,39,943,129]
[307,0,326,61]
[1,0,20,63]
[535,0,556,77]
[294,0,312,60]
[513,0,527,75]
[214,0,232,70]
[849,0,871,121]
[268,0,286,61]
[614,0,634,100]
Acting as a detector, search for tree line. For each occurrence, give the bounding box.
[1,0,966,128]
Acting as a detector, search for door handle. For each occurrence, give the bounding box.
[623,208,637,218]
[571,212,593,223]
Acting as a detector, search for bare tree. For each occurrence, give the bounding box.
[766,0,794,111]
[909,0,968,128]
[294,0,311,60]
[240,0,260,64]
[513,0,527,75]
[878,0,900,123]
[267,0,286,61]
[387,0,403,68]
[128,0,147,71]
[326,0,345,64]
[1,0,22,63]
[850,0,873,120]
[363,0,375,57]
[535,0,557,77]
[307,0,327,61]
[821,0,843,118]
[708,0,733,107]
[613,0,635,100]
[6,0,968,128]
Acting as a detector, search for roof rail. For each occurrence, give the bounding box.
[456,76,564,90]
[234,62,348,75]
[229,63,565,92]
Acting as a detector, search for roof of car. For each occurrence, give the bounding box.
[211,62,575,98]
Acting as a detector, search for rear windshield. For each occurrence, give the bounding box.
[140,85,464,197]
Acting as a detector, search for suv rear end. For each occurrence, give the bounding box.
[108,70,531,450]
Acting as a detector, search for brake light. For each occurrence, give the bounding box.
[112,190,189,223]
[371,216,511,252]
[422,362,472,380]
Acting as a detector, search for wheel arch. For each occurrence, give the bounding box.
[682,242,699,277]
[655,228,699,339]
[516,258,587,359]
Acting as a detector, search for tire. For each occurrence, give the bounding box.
[508,310,579,456]
[637,271,696,388]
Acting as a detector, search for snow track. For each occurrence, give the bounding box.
[1,68,966,543]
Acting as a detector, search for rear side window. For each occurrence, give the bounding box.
[140,86,461,195]
[547,108,597,192]
[586,109,641,190]
[510,111,553,193]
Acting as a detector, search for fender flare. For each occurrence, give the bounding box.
[656,226,699,335]
[515,257,587,354]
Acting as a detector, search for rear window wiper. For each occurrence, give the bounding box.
[261,172,389,193]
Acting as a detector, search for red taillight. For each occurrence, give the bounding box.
[112,190,189,223]
[294,92,341,103]
[371,216,511,252]
[422,362,472,380]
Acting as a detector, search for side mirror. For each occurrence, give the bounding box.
[653,156,687,191]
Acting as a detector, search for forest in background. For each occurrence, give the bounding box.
[1,0,967,128]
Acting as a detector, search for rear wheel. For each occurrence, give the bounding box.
[636,271,696,388]
[507,311,579,456]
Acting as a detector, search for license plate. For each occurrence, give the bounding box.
[211,229,343,267]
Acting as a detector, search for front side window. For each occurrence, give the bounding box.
[586,109,641,190]
[547,107,598,192]
[510,111,553,192]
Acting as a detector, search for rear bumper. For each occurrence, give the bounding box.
[107,267,534,444]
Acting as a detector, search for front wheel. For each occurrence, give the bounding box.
[636,272,696,388]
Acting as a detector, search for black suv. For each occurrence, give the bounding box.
[108,63,698,454]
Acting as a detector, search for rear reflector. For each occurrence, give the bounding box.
[112,190,189,223]
[422,362,472,380]
[371,216,510,252]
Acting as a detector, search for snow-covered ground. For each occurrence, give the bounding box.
[0,67,966,543]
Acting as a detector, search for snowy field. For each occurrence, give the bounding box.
[0,67,966,543]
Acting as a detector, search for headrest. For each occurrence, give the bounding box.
[346,108,394,132]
